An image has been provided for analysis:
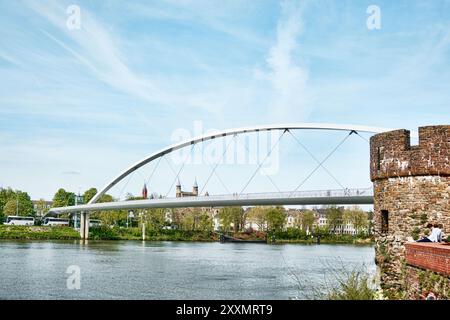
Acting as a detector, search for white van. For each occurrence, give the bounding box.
[4,216,35,226]
[43,217,70,227]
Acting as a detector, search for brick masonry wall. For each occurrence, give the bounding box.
[370,125,450,297]
[405,243,450,276]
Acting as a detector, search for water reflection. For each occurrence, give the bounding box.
[0,240,375,300]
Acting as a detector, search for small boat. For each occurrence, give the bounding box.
[219,234,267,244]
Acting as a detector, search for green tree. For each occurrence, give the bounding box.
[2,190,34,217]
[197,212,213,231]
[99,194,114,203]
[218,207,245,233]
[98,210,128,227]
[247,207,268,231]
[83,187,114,204]
[145,208,167,231]
[344,206,369,235]
[35,198,49,216]
[266,207,286,232]
[82,188,98,203]
[301,210,316,233]
[52,188,75,207]
[0,187,16,217]
[1,188,33,218]
[326,206,343,234]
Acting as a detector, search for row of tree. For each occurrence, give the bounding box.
[0,186,116,219]
[215,205,371,234]
[1,186,371,235]
[0,188,34,218]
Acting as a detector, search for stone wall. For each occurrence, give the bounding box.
[370,125,450,298]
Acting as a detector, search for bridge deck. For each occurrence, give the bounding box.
[50,188,374,214]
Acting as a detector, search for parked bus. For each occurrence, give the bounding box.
[43,217,70,227]
[3,216,35,226]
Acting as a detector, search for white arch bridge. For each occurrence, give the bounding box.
[49,123,409,239]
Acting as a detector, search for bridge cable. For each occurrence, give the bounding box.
[289,131,355,197]
[200,134,237,195]
[287,130,347,190]
[165,144,195,198]
[209,166,232,195]
[145,155,163,187]
[118,170,136,200]
[353,130,370,144]
[234,132,282,193]
[239,129,287,195]
[164,154,179,177]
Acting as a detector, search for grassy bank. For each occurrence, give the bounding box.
[89,226,218,241]
[273,238,373,244]
[0,225,80,240]
[270,229,373,244]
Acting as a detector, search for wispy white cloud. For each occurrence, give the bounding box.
[255,0,311,121]
[27,1,173,108]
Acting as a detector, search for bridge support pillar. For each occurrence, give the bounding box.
[80,212,90,240]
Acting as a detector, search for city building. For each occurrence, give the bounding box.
[32,200,53,217]
[176,178,199,198]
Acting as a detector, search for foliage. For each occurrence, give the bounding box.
[265,206,286,232]
[0,188,16,215]
[52,188,76,207]
[411,227,421,240]
[327,270,376,300]
[144,208,167,231]
[325,206,343,234]
[82,188,98,204]
[0,188,34,217]
[273,228,309,240]
[170,208,213,231]
[218,207,245,233]
[89,226,216,241]
[343,206,369,234]
[93,210,128,227]
[0,225,79,240]
[300,210,315,233]
[246,207,268,231]
[34,198,49,216]
[89,225,120,240]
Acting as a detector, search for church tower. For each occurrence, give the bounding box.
[193,178,198,196]
[176,178,182,198]
[142,183,148,199]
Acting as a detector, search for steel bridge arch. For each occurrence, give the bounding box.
[87,123,402,204]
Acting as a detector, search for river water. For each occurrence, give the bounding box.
[0,241,375,300]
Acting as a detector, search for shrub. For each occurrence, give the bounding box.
[89,226,120,240]
[411,227,421,240]
[327,270,376,300]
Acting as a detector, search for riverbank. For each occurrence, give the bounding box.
[0,225,373,244]
[0,225,80,240]
[89,226,219,242]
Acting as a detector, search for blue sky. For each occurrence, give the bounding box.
[0,0,449,201]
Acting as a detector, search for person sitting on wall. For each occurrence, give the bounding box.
[438,224,447,242]
[417,223,442,243]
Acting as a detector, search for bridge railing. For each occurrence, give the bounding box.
[169,188,373,201]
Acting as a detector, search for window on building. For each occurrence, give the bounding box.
[381,210,389,234]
